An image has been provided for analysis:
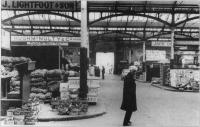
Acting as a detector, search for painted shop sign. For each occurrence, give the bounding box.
[175,41,199,45]
[146,50,167,61]
[11,36,81,42]
[1,0,78,11]
[151,41,171,47]
[11,41,69,46]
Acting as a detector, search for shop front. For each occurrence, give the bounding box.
[1,34,103,124]
[169,42,200,91]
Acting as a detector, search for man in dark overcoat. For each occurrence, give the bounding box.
[121,66,137,126]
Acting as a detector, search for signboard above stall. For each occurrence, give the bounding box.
[146,50,167,61]
[175,41,199,46]
[151,41,171,47]
[1,0,79,11]
[11,36,81,46]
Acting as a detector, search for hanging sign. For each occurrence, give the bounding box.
[11,36,81,42]
[1,0,79,11]
[151,41,171,47]
[146,50,167,61]
[175,41,199,45]
[11,36,80,46]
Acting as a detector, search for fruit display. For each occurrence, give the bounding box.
[1,65,10,77]
[3,98,39,125]
[1,56,32,72]
[51,98,88,115]
[1,56,32,64]
[30,69,52,100]
[9,69,21,94]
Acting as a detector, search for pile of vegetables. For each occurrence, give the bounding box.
[1,56,32,64]
[51,98,88,115]
[30,69,52,100]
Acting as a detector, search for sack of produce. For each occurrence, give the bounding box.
[47,81,59,86]
[48,82,60,92]
[10,80,20,86]
[31,87,48,94]
[30,69,47,78]
[31,81,46,87]
[46,77,62,82]
[45,92,52,99]
[46,69,63,78]
[30,77,44,83]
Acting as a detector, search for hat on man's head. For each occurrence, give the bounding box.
[129,65,138,71]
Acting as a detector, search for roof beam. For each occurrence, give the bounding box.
[175,16,199,26]
[2,11,81,23]
[89,13,171,26]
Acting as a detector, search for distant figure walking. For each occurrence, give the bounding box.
[121,66,137,126]
[102,66,105,79]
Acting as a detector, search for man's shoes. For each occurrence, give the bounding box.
[123,122,132,126]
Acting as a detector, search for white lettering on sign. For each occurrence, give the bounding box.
[26,42,68,46]
[146,50,167,61]
[2,0,78,11]
[151,41,171,47]
[11,36,81,42]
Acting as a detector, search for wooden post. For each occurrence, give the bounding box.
[79,0,88,99]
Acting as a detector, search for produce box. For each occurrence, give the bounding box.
[60,92,69,100]
[87,96,98,103]
[7,92,20,99]
[68,79,79,86]
[88,88,98,95]
[14,115,25,120]
[7,109,14,116]
[14,119,24,125]
[60,82,69,92]
[5,120,15,125]
[69,94,78,99]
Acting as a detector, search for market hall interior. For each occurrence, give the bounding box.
[1,0,200,126]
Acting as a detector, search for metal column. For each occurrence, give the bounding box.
[129,48,132,64]
[171,28,175,60]
[143,41,146,81]
[143,41,146,62]
[79,0,88,99]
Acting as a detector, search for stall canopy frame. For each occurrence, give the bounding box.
[1,1,199,45]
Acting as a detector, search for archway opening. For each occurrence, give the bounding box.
[96,52,114,74]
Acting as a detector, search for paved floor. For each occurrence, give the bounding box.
[38,74,200,127]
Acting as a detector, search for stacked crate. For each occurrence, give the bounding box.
[59,82,69,100]
[87,80,100,104]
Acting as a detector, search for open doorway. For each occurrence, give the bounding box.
[96,52,114,74]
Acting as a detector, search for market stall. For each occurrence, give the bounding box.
[169,44,200,91]
[1,56,35,116]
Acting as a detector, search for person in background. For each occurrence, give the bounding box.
[102,66,105,79]
[121,66,137,126]
[61,55,70,71]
